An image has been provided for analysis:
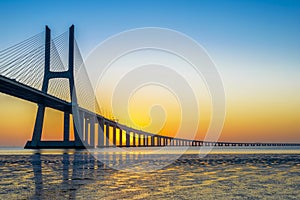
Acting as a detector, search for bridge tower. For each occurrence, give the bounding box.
[25,25,84,149]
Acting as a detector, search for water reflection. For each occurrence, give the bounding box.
[0,149,299,199]
[30,151,172,199]
[30,153,82,199]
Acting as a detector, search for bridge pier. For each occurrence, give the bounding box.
[63,113,70,142]
[125,129,130,147]
[147,135,150,146]
[105,123,110,146]
[90,117,95,148]
[144,135,147,146]
[84,117,89,145]
[138,134,141,147]
[97,118,104,147]
[113,125,117,147]
[119,128,123,147]
[151,136,155,146]
[25,25,85,149]
[132,132,136,147]
[78,111,84,142]
[30,105,45,147]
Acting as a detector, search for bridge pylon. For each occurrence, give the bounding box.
[25,25,85,149]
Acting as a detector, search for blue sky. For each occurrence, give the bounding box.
[0,0,299,62]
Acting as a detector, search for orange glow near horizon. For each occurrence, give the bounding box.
[0,94,76,146]
[0,84,300,146]
[0,65,300,146]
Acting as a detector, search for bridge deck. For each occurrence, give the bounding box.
[0,75,71,112]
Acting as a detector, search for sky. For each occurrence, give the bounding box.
[0,0,299,146]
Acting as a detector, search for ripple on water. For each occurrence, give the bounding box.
[0,152,299,199]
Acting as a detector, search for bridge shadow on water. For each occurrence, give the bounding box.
[0,148,299,199]
[25,148,300,200]
[29,149,185,199]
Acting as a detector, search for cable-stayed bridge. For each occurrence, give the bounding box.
[0,26,299,149]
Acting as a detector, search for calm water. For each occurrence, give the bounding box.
[0,147,299,199]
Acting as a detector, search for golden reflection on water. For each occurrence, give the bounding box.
[0,147,299,199]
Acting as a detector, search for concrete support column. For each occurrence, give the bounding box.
[138,134,141,147]
[105,123,110,146]
[144,135,147,146]
[151,136,155,146]
[132,132,137,146]
[126,129,130,147]
[119,129,123,147]
[132,133,136,146]
[84,117,89,145]
[98,118,104,147]
[90,118,95,147]
[78,111,84,141]
[63,112,70,142]
[113,125,116,146]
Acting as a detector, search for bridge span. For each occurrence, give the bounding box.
[0,25,298,149]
